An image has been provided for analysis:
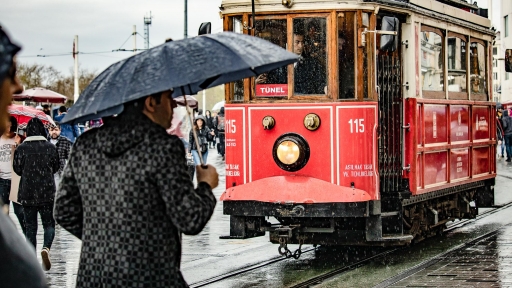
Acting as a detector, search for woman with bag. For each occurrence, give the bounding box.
[189,115,214,169]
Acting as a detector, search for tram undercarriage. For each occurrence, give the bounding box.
[222,180,494,253]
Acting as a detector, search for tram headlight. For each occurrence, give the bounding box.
[277,141,300,164]
[272,133,310,172]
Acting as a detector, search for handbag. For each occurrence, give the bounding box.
[197,134,208,153]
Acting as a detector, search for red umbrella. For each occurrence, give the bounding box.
[8,104,55,129]
[13,87,67,104]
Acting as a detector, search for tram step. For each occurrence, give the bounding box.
[379,234,414,242]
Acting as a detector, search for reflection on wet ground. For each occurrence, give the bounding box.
[387,225,512,287]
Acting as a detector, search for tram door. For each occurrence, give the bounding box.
[376,15,406,234]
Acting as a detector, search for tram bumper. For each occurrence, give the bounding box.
[220,176,401,244]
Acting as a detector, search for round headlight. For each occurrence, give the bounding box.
[272,133,310,172]
[277,141,300,164]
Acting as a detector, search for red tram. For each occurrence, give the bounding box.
[218,0,496,256]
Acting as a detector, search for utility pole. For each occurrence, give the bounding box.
[184,0,188,38]
[73,35,79,102]
[144,12,152,50]
[133,25,137,54]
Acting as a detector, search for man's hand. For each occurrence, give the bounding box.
[255,74,267,84]
[196,164,219,189]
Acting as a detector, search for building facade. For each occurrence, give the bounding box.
[500,0,512,103]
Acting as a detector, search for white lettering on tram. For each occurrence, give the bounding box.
[259,87,285,93]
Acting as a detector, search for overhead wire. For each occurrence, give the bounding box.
[18,32,147,58]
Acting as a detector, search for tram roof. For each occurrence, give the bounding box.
[220,0,492,33]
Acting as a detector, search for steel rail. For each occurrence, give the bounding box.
[289,200,512,288]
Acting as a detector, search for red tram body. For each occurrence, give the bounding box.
[218,0,497,252]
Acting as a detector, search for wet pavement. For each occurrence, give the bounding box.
[7,152,512,287]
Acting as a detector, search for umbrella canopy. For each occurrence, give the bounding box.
[211,100,225,112]
[175,95,198,109]
[61,32,298,124]
[13,87,68,104]
[9,104,55,129]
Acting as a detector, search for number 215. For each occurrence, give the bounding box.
[348,119,364,133]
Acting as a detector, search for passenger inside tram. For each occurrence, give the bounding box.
[255,18,326,95]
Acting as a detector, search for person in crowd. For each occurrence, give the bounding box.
[54,90,218,287]
[42,104,51,116]
[0,116,19,213]
[497,109,505,159]
[0,25,48,288]
[214,107,226,160]
[502,110,512,162]
[5,117,26,235]
[256,24,326,95]
[13,118,60,271]
[189,115,214,167]
[49,124,72,185]
[205,110,215,148]
[53,106,81,143]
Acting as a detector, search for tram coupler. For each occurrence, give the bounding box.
[278,235,305,259]
[275,226,294,238]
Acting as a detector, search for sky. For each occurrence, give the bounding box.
[0,0,499,76]
[1,0,224,75]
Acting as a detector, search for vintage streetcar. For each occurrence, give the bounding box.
[218,0,497,258]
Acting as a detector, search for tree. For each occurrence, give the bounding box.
[17,62,97,105]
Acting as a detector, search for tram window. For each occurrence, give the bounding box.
[292,18,327,95]
[421,31,444,93]
[232,16,244,101]
[362,12,370,99]
[254,19,288,98]
[338,12,355,99]
[447,36,467,95]
[470,41,487,96]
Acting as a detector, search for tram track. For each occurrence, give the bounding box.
[189,199,512,288]
[290,200,512,288]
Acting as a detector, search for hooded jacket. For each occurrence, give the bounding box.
[13,118,59,206]
[54,108,216,288]
[189,115,212,152]
[502,110,512,136]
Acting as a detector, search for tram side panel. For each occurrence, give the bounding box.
[404,98,495,204]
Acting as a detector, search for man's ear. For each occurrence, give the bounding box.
[144,96,156,113]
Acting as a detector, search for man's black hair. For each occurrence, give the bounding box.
[9,115,17,133]
[42,104,50,109]
[307,20,320,32]
[51,123,61,129]
[59,106,67,113]
[126,91,165,113]
[293,22,305,37]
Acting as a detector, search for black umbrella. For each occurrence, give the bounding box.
[61,32,298,124]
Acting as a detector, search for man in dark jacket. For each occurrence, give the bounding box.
[49,123,72,184]
[502,110,512,162]
[54,90,219,287]
[13,118,60,271]
[0,26,48,288]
